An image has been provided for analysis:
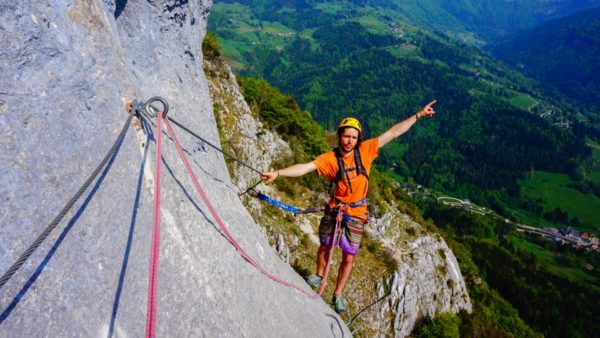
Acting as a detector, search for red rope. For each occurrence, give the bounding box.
[146,112,164,338]
[316,206,344,296]
[164,116,341,299]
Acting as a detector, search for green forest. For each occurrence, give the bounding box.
[207,1,600,336]
[209,1,598,227]
[221,64,541,338]
[226,60,600,338]
[419,202,600,337]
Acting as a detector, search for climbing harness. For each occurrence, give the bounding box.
[0,107,136,291]
[335,196,369,209]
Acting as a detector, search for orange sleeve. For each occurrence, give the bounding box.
[360,138,379,163]
[313,151,337,181]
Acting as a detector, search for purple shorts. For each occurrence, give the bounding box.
[318,209,367,256]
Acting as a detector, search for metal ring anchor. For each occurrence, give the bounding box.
[144,96,170,118]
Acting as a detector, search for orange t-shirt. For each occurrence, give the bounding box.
[313,138,379,216]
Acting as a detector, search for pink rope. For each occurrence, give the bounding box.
[164,116,342,299]
[146,112,164,338]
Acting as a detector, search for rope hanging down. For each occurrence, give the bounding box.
[0,111,135,291]
[144,97,168,338]
[162,110,342,299]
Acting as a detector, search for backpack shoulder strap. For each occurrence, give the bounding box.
[354,147,369,180]
[334,147,345,182]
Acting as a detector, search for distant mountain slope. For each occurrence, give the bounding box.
[211,0,600,43]
[492,7,600,117]
[210,1,592,212]
[388,0,600,41]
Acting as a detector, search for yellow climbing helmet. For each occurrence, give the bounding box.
[337,117,362,134]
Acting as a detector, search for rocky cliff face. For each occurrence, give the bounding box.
[204,38,472,337]
[0,1,350,336]
[368,204,472,337]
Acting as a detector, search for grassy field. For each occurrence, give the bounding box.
[385,45,430,65]
[508,92,537,111]
[314,2,347,14]
[519,171,600,232]
[585,139,600,184]
[507,206,565,229]
[358,15,388,33]
[210,2,303,71]
[588,139,600,159]
[509,235,597,284]
[262,21,293,33]
[589,172,600,183]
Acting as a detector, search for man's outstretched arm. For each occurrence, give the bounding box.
[261,161,317,184]
[377,100,437,148]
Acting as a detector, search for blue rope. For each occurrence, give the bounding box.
[255,193,298,215]
[253,193,368,217]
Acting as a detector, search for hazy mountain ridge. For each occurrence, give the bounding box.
[492,7,600,126]
[213,0,600,43]
[386,0,600,41]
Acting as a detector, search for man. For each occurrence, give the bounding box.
[261,100,437,314]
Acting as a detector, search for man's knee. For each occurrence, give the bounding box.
[341,253,355,266]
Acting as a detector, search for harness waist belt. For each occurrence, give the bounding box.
[334,197,369,208]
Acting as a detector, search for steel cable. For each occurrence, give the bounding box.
[0,113,134,290]
[168,117,263,175]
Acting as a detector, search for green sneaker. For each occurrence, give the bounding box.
[332,295,348,315]
[304,275,322,289]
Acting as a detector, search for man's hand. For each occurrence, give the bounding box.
[417,99,437,119]
[260,162,316,184]
[261,171,279,184]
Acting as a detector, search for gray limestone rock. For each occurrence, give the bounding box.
[0,1,350,336]
[367,203,472,337]
[275,233,290,264]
